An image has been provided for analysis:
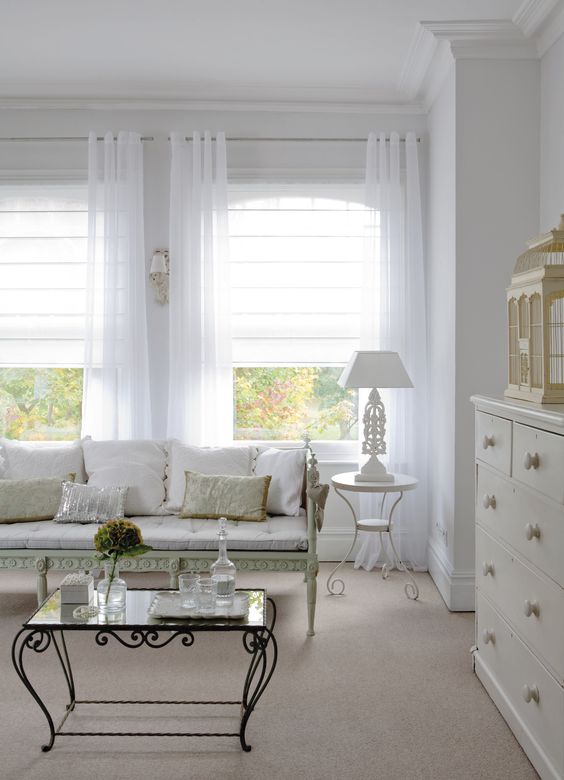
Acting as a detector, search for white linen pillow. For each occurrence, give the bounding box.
[0,438,86,482]
[82,439,167,516]
[54,481,127,524]
[166,441,255,512]
[254,447,306,517]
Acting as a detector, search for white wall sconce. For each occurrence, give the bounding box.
[150,249,169,304]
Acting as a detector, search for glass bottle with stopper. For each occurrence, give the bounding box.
[210,517,236,606]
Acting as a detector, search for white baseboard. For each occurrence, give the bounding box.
[428,540,475,611]
[475,653,561,780]
[317,529,358,562]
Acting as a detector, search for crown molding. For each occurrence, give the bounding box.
[400,18,539,109]
[0,95,426,115]
[513,0,560,36]
[421,19,537,59]
[535,0,564,54]
[398,24,438,101]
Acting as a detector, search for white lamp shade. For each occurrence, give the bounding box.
[338,350,413,389]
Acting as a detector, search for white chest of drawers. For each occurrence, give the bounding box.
[472,395,564,780]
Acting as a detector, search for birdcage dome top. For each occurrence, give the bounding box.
[514,214,564,274]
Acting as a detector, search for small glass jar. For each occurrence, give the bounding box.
[97,560,127,614]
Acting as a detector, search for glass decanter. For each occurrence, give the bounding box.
[210,518,236,606]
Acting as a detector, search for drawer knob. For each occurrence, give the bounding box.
[524,523,541,541]
[522,684,540,704]
[482,435,495,450]
[482,494,496,510]
[482,628,495,645]
[482,561,495,577]
[523,451,540,470]
[523,599,540,618]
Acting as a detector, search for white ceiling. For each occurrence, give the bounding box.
[0,0,542,104]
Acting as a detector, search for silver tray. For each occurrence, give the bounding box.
[147,590,249,620]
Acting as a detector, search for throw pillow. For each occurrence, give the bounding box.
[166,441,255,513]
[254,447,306,516]
[0,438,86,482]
[82,439,167,516]
[53,481,128,524]
[180,471,271,522]
[0,475,74,523]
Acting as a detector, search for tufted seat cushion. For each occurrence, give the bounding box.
[0,512,308,552]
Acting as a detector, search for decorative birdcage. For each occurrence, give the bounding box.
[506,215,564,404]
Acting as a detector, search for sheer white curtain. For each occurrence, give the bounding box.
[167,131,232,445]
[82,131,152,440]
[355,130,429,570]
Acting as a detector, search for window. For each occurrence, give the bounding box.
[229,183,368,444]
[0,182,87,439]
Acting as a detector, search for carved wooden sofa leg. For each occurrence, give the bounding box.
[36,558,48,605]
[169,558,181,589]
[306,561,319,637]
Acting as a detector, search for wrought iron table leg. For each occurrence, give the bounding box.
[326,486,358,595]
[11,629,56,752]
[52,631,76,711]
[386,493,419,600]
[240,597,278,751]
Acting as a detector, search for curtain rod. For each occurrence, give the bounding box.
[0,136,155,142]
[0,135,420,144]
[172,136,420,143]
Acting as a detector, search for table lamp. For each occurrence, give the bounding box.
[338,350,413,482]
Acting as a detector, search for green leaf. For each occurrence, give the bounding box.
[121,544,153,558]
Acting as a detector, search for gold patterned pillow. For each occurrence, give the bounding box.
[0,474,74,523]
[180,471,272,522]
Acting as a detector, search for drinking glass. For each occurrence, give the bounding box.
[178,573,200,608]
[197,577,217,614]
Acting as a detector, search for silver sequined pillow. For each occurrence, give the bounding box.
[54,481,128,524]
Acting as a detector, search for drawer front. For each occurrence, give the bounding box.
[513,422,564,504]
[477,527,564,682]
[475,411,512,475]
[477,592,564,775]
[477,466,564,589]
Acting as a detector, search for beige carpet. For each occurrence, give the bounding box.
[1,565,537,780]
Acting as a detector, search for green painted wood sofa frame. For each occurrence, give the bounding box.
[0,446,322,636]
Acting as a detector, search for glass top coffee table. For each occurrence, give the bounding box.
[12,588,277,753]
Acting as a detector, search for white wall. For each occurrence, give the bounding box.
[0,105,426,561]
[426,65,457,592]
[540,33,564,229]
[426,57,540,609]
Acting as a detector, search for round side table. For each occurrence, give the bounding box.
[328,472,419,600]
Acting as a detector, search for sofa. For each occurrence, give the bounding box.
[0,437,327,635]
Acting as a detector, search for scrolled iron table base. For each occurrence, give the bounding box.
[12,592,277,753]
[327,472,420,600]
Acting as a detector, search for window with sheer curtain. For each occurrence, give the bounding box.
[0,182,87,440]
[228,182,372,448]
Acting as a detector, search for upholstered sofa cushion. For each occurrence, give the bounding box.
[254,447,306,517]
[0,438,86,482]
[0,512,308,552]
[166,442,255,512]
[82,439,167,516]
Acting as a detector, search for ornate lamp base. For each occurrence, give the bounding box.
[355,388,394,482]
[355,453,394,482]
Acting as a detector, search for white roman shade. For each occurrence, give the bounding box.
[0,182,87,366]
[228,182,369,366]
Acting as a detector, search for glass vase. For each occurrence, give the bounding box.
[97,559,127,613]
